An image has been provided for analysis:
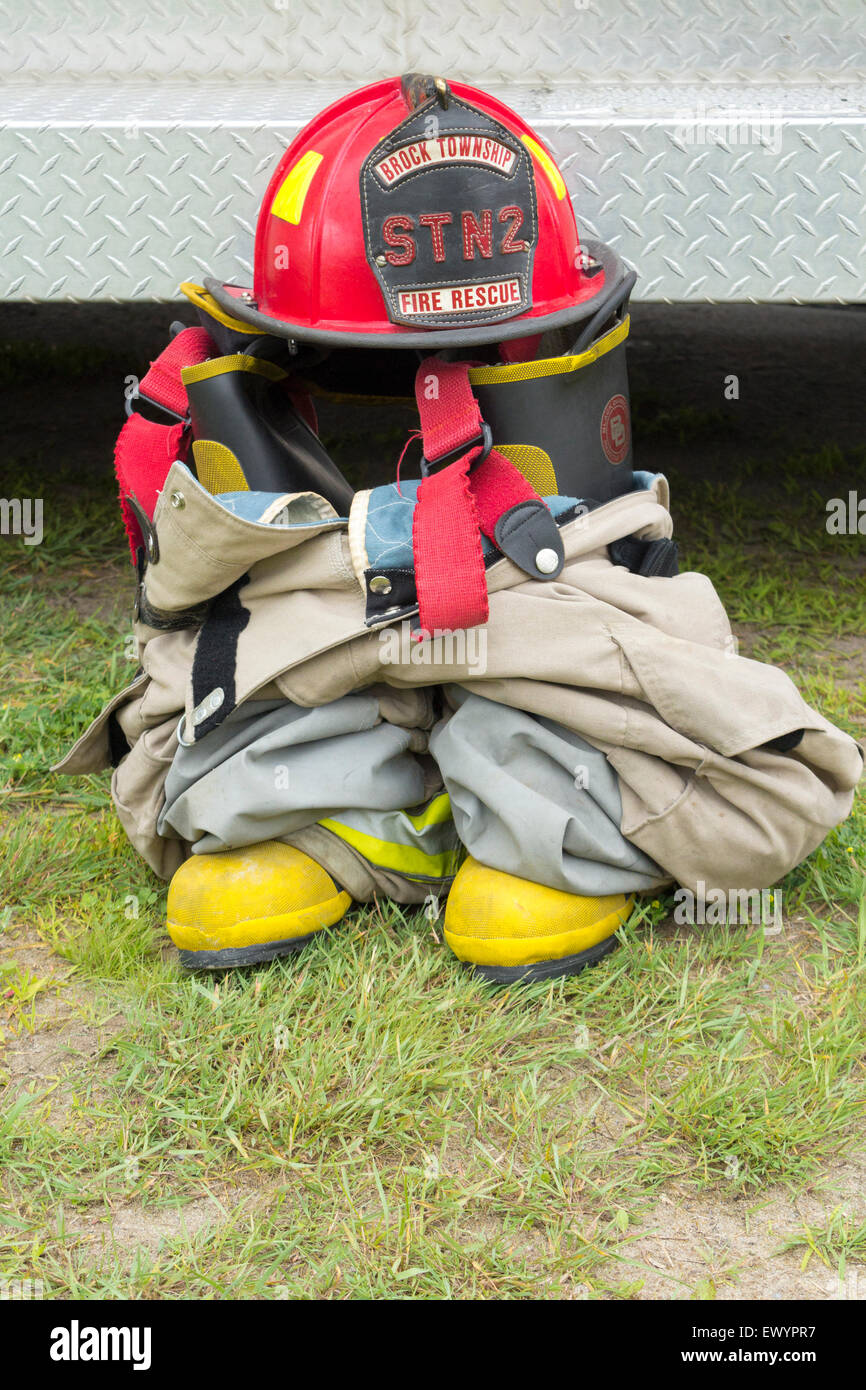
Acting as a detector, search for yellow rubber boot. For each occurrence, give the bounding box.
[443,856,633,983]
[167,841,352,970]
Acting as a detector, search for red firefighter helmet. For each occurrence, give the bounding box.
[206,74,629,349]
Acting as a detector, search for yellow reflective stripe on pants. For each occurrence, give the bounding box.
[318,794,463,880]
[403,792,454,831]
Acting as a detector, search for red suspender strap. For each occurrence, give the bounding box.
[115,416,188,560]
[411,357,545,632]
[115,327,216,560]
[414,357,485,463]
[138,327,215,417]
[413,452,489,633]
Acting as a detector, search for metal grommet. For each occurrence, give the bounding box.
[369,575,393,595]
[535,548,560,575]
[170,491,185,509]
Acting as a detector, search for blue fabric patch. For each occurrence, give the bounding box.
[363,480,422,567]
[364,473,664,570]
[216,492,286,521]
[632,470,660,492]
[172,465,349,527]
[214,491,347,527]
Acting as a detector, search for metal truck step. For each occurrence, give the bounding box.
[1,1,863,304]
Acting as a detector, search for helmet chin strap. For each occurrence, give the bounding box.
[569,269,637,354]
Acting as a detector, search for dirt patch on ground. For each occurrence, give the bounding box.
[602,1166,866,1300]
[819,635,866,694]
[735,623,866,689]
[63,565,132,626]
[65,1189,257,1261]
[0,919,124,1124]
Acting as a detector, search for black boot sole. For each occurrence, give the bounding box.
[177,932,317,971]
[472,934,618,984]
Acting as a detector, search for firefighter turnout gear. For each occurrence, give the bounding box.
[57,74,863,981]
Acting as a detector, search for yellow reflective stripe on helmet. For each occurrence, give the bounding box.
[270,150,324,225]
[520,133,567,200]
[317,818,462,879]
[467,315,629,386]
[179,281,256,334]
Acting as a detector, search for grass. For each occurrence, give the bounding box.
[779,1207,866,1272]
[1,386,865,1299]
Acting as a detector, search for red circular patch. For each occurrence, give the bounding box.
[600,394,630,465]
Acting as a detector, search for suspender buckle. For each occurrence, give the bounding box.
[420,420,493,478]
[124,381,189,424]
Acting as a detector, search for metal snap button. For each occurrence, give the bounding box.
[535,548,560,574]
[369,575,392,595]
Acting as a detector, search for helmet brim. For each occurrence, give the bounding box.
[204,239,632,350]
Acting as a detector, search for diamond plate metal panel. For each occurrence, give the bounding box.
[2,0,865,86]
[1,2,865,303]
[541,104,866,303]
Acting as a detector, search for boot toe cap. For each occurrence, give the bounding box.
[167,841,351,966]
[443,855,632,975]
